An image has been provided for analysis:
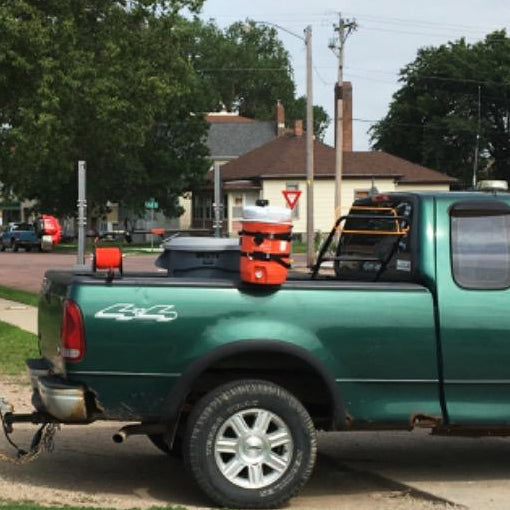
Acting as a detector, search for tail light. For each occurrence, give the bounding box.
[60,300,86,362]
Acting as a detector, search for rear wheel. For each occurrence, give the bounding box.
[184,380,316,509]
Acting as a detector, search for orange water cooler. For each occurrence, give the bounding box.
[240,203,293,285]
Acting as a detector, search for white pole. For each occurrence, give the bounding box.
[334,15,345,220]
[76,161,87,269]
[305,26,315,268]
[213,162,222,237]
[151,207,154,252]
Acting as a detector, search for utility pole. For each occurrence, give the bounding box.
[250,20,315,267]
[472,85,481,188]
[305,25,314,268]
[75,160,87,270]
[213,162,223,237]
[330,14,357,219]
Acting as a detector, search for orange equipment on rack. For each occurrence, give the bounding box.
[240,202,293,285]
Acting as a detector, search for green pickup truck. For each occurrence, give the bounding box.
[5,191,510,509]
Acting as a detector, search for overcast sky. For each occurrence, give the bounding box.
[198,0,510,150]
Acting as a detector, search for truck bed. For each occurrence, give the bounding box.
[39,268,437,427]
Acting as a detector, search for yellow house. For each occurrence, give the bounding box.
[190,84,455,237]
[217,134,456,236]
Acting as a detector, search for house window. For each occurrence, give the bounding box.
[232,196,243,219]
[193,195,214,221]
[231,193,259,219]
[286,182,300,219]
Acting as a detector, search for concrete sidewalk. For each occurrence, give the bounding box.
[0,298,37,335]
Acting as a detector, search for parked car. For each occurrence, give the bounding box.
[0,222,40,252]
[0,215,62,252]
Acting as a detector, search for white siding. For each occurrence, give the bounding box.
[262,178,396,234]
[222,179,451,236]
[226,190,260,235]
[395,183,451,193]
[179,195,192,229]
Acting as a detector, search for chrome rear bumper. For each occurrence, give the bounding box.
[27,359,91,423]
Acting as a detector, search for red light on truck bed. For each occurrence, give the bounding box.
[93,247,123,273]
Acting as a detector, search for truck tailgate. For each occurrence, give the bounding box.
[38,270,75,375]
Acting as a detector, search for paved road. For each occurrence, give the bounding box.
[0,250,309,293]
[1,251,510,509]
[0,251,161,293]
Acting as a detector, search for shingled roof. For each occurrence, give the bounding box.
[219,136,456,184]
[206,119,276,160]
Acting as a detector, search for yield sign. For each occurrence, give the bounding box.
[282,190,302,210]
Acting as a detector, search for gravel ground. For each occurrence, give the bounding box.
[0,378,457,510]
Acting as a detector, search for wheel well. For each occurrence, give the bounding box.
[182,350,336,430]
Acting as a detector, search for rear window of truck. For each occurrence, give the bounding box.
[451,207,510,290]
[11,223,34,231]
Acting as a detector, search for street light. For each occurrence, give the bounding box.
[245,20,315,268]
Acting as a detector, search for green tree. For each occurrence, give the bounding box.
[0,0,209,217]
[371,30,510,186]
[188,19,296,119]
[186,19,330,135]
[286,96,330,141]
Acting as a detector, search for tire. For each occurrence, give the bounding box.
[0,243,5,252]
[147,433,183,458]
[25,246,31,252]
[184,380,317,509]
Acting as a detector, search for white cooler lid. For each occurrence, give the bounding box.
[162,237,240,252]
[242,205,292,224]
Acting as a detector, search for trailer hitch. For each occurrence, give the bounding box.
[0,397,60,464]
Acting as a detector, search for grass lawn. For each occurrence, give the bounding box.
[0,321,38,375]
[54,241,163,255]
[0,286,38,307]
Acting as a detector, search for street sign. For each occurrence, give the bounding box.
[145,198,159,209]
[282,190,302,210]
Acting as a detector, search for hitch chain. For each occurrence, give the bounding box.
[0,402,60,465]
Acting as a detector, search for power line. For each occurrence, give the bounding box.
[358,24,490,39]
[352,117,487,135]
[342,11,506,34]
[198,67,288,71]
[313,65,330,85]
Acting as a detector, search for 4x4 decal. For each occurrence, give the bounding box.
[95,303,178,323]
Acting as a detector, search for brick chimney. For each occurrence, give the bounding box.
[294,119,303,137]
[276,100,286,136]
[342,81,353,151]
